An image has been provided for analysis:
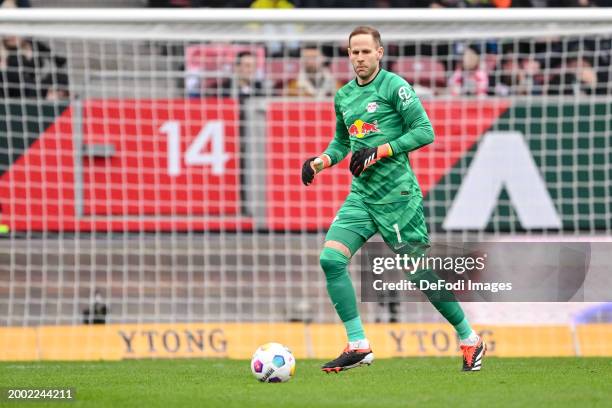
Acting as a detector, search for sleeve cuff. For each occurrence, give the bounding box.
[322,151,337,166]
[388,141,399,156]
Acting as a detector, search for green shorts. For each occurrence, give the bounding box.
[325,192,430,254]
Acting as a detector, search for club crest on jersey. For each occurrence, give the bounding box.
[366,102,378,113]
[348,119,379,139]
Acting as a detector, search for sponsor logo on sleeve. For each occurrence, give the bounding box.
[398,86,412,106]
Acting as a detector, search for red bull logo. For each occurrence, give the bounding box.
[348,119,379,139]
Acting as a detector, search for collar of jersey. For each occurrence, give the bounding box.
[354,68,384,88]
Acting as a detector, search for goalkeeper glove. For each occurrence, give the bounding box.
[349,144,392,177]
[301,157,325,186]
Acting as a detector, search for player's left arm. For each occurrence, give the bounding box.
[350,79,433,177]
[386,80,434,156]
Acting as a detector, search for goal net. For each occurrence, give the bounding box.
[0,9,610,360]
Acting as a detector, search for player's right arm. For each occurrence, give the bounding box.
[301,96,351,186]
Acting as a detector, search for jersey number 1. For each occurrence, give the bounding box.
[393,223,402,243]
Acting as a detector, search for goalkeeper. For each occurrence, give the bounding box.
[301,26,485,373]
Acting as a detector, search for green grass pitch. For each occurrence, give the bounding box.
[2,358,611,407]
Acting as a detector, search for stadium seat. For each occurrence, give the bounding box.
[329,58,353,83]
[392,56,447,89]
[265,57,301,88]
[185,43,266,79]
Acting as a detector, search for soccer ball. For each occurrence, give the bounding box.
[250,342,296,383]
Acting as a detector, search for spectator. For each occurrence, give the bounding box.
[491,55,519,96]
[217,51,265,100]
[42,71,70,101]
[0,0,30,7]
[285,44,342,97]
[516,56,545,95]
[0,36,38,98]
[548,57,607,95]
[492,54,545,96]
[212,51,265,217]
[448,45,488,96]
[250,0,293,6]
[82,290,108,325]
[0,36,68,99]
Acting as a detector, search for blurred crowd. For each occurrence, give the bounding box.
[148,0,612,7]
[0,30,612,100]
[1,0,610,100]
[0,36,70,100]
[2,0,612,8]
[186,37,611,99]
[2,34,609,102]
[3,0,612,7]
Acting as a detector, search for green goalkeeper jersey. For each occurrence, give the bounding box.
[323,69,434,204]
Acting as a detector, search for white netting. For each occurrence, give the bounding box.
[0,9,610,338]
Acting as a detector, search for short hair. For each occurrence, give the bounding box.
[349,26,382,48]
[235,51,254,65]
[42,72,69,89]
[300,43,320,54]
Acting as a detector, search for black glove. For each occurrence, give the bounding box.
[301,157,318,186]
[350,147,378,177]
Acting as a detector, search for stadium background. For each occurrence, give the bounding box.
[0,4,611,362]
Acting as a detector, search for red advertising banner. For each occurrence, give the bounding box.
[0,98,509,232]
[82,99,240,217]
[266,101,351,231]
[266,99,510,230]
[0,99,251,232]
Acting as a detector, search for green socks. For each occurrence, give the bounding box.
[344,316,365,342]
[320,248,473,343]
[319,247,365,341]
[454,317,474,340]
[412,268,473,340]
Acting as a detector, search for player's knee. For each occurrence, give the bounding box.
[319,247,349,281]
[324,240,351,258]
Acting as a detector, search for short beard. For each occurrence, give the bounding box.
[357,66,378,81]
